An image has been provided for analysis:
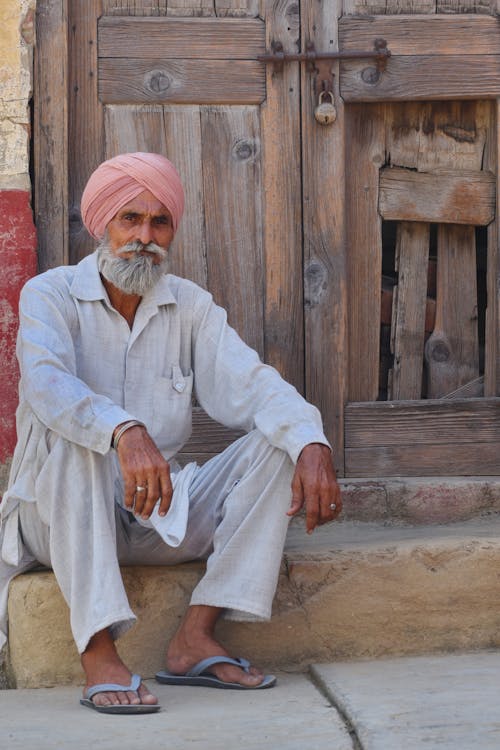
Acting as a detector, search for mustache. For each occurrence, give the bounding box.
[118,240,168,258]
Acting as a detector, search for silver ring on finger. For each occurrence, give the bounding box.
[135,485,147,493]
[329,503,337,511]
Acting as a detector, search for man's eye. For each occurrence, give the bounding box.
[154,216,171,226]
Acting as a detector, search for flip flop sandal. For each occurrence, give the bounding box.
[155,656,277,690]
[80,673,161,714]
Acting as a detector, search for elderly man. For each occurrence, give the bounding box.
[0,152,341,713]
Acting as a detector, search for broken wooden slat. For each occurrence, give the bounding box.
[98,17,265,58]
[379,168,495,225]
[441,375,484,399]
[99,59,265,104]
[340,56,500,102]
[346,103,385,402]
[389,222,430,400]
[339,15,500,56]
[484,100,500,396]
[425,224,479,398]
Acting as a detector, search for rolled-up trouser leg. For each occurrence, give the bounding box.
[187,430,294,621]
[19,432,135,654]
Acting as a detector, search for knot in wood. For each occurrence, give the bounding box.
[145,70,171,94]
[361,67,380,85]
[232,139,258,163]
[428,340,450,363]
[304,260,328,307]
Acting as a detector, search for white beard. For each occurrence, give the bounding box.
[97,237,169,296]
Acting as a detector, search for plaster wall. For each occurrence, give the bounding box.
[0,0,38,488]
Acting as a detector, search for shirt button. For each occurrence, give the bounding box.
[174,381,185,393]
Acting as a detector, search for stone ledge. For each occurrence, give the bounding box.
[5,518,500,688]
[338,476,500,524]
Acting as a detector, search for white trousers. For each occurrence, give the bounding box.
[18,430,294,654]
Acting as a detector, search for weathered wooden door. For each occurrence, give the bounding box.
[34,0,347,470]
[339,9,500,476]
[34,2,500,477]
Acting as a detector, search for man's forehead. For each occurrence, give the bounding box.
[115,190,171,217]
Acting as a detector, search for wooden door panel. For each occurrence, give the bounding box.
[339,15,500,102]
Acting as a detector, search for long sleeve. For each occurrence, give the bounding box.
[190,289,330,464]
[17,275,133,454]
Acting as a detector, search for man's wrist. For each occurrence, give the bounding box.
[112,420,145,449]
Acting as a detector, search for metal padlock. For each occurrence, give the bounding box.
[314,91,336,125]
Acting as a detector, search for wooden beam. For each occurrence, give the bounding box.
[99,59,265,104]
[345,398,500,446]
[340,56,500,102]
[346,103,385,402]
[301,0,347,474]
[261,0,304,394]
[339,15,500,56]
[98,17,265,58]
[379,167,495,225]
[34,0,69,271]
[68,0,104,264]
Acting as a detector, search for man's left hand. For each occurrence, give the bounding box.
[287,443,342,533]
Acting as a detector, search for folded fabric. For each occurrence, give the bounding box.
[133,461,197,547]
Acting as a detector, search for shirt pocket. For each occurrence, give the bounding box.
[151,366,194,453]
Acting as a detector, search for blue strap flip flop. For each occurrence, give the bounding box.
[155,656,277,690]
[80,673,161,714]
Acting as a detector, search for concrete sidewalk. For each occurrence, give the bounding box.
[1,651,499,749]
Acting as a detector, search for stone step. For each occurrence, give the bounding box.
[5,516,500,689]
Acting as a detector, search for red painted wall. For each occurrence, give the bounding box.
[0,190,37,462]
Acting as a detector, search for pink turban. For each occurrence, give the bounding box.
[80,152,184,239]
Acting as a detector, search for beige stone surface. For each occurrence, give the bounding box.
[6,518,500,688]
[0,0,36,187]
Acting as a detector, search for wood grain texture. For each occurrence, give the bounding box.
[425,224,479,398]
[261,0,303,392]
[68,0,105,263]
[346,103,386,402]
[201,106,264,356]
[34,0,69,271]
[342,0,436,12]
[385,101,489,173]
[345,398,500,445]
[379,167,496,225]
[99,59,265,104]
[103,104,208,288]
[340,56,500,103]
[302,0,347,472]
[98,16,265,57]
[389,222,430,400]
[346,442,500,476]
[339,15,500,55]
[484,101,500,396]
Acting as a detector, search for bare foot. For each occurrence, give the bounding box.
[166,605,265,687]
[81,629,158,708]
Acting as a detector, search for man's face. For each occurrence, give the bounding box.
[106,189,174,257]
[97,190,175,296]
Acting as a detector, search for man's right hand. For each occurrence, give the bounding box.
[114,424,172,519]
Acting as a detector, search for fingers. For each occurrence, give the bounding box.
[293,443,343,534]
[286,472,305,518]
[117,425,172,519]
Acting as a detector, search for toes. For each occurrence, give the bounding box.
[138,684,158,705]
[213,664,264,686]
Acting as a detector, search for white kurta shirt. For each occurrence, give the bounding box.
[0,251,329,647]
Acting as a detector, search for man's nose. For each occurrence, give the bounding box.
[136,220,153,245]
